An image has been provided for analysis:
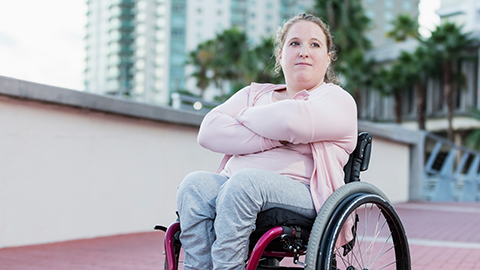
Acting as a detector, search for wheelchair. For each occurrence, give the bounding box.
[155,132,411,269]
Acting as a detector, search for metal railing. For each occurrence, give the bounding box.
[423,133,480,202]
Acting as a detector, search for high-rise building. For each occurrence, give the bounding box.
[362,0,420,47]
[436,0,480,32]
[85,0,171,105]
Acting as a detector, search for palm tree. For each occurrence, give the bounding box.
[375,51,418,123]
[423,22,477,140]
[209,28,249,94]
[411,45,439,130]
[186,29,249,98]
[241,37,283,84]
[187,29,286,102]
[311,0,372,93]
[186,40,215,98]
[383,13,436,129]
[386,14,420,41]
[339,48,374,116]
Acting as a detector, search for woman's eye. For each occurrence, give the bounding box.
[311,43,320,48]
[290,41,300,46]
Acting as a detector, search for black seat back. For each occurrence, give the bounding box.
[343,132,372,184]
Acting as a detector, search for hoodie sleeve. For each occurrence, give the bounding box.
[197,85,283,155]
[236,85,357,147]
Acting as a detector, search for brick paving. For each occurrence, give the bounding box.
[1,201,480,270]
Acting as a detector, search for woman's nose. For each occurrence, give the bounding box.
[299,47,309,58]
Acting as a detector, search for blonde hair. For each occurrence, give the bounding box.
[274,13,339,85]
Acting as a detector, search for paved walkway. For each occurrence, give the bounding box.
[1,201,480,270]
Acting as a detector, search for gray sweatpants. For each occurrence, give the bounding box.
[176,168,316,270]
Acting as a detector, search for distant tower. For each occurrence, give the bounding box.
[85,0,171,105]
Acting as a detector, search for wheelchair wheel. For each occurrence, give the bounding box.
[305,182,410,270]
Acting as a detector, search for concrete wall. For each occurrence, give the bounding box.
[361,136,410,203]
[0,76,423,248]
[0,77,222,248]
[358,121,426,203]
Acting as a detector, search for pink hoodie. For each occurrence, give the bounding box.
[198,82,357,212]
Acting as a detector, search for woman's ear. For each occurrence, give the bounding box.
[327,52,332,65]
[278,49,282,61]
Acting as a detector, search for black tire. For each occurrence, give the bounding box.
[305,182,410,270]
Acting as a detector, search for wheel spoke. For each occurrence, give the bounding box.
[334,202,402,270]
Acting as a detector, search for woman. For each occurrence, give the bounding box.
[176,13,357,270]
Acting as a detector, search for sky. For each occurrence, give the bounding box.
[0,0,441,92]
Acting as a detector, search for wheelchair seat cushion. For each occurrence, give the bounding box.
[249,207,315,250]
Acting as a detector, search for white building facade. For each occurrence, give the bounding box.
[85,0,171,105]
[436,0,480,32]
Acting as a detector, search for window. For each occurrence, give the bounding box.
[171,28,185,39]
[365,10,375,21]
[402,0,411,11]
[385,0,394,9]
[172,3,184,13]
[384,23,393,32]
[384,11,394,23]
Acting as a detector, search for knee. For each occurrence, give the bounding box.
[228,168,266,187]
[216,169,265,212]
[177,171,211,198]
[219,169,265,197]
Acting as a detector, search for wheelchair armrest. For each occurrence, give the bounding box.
[343,132,372,184]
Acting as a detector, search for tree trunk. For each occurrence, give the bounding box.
[342,0,350,28]
[415,81,427,130]
[444,62,454,141]
[394,90,403,124]
[326,0,336,30]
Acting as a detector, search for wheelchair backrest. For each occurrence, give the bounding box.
[343,132,372,184]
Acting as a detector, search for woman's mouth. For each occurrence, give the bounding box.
[295,62,312,66]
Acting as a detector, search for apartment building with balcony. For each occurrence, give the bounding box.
[85,0,171,105]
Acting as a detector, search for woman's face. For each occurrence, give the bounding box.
[279,20,331,91]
